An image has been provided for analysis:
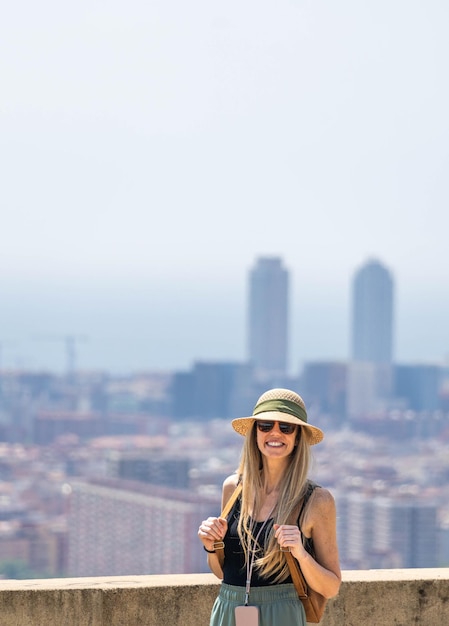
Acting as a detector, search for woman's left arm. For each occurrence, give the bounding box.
[274,488,341,598]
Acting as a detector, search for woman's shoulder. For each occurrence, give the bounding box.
[308,484,337,515]
[302,484,336,532]
[223,472,240,489]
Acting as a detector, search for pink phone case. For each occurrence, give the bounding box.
[235,605,259,626]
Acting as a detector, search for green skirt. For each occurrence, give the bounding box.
[209,582,306,626]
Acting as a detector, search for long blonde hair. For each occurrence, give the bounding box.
[236,421,312,581]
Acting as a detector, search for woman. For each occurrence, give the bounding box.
[198,388,341,626]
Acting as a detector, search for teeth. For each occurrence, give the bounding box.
[267,442,283,447]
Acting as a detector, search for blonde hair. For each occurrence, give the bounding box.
[236,422,311,581]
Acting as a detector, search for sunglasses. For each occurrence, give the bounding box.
[256,421,297,435]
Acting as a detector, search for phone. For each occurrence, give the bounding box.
[235,605,259,626]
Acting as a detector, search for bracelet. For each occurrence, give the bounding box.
[203,546,216,554]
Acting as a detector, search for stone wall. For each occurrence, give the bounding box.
[0,569,448,625]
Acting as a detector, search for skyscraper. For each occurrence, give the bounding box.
[248,257,289,376]
[351,259,394,363]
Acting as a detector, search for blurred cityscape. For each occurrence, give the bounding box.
[0,257,448,579]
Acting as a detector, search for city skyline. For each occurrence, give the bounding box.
[1,255,448,375]
[1,2,448,373]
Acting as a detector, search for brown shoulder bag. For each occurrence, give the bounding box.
[283,482,327,623]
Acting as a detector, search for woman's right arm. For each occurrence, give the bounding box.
[198,473,239,579]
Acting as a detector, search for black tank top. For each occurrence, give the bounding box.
[222,481,318,587]
[222,497,289,586]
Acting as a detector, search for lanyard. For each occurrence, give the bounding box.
[244,503,276,606]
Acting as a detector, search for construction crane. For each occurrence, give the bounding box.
[33,334,88,378]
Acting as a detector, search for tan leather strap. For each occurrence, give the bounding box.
[214,482,243,569]
[285,549,327,623]
[284,550,308,599]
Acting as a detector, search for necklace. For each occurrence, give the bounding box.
[244,502,276,606]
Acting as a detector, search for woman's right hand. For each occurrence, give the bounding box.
[198,516,228,552]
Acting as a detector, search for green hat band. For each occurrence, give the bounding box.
[253,399,308,424]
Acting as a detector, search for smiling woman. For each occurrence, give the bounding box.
[198,388,341,626]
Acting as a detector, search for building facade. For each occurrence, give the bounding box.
[351,259,394,364]
[171,361,254,420]
[248,257,289,377]
[67,478,219,577]
[394,364,442,412]
[301,361,347,422]
[337,491,438,569]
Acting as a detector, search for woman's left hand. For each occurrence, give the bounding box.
[273,524,308,562]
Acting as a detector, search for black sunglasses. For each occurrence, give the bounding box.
[256,421,297,435]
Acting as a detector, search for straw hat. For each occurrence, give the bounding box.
[232,388,324,445]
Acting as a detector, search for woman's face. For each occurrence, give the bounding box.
[255,420,299,460]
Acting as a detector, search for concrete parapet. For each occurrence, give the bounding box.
[0,569,448,625]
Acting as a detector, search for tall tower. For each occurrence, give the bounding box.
[248,257,289,376]
[351,259,394,363]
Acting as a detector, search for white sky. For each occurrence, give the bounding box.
[1,1,448,373]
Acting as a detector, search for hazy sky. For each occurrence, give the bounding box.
[1,1,448,373]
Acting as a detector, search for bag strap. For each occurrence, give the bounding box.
[283,550,309,599]
[297,481,317,528]
[221,481,243,519]
[285,481,318,595]
[214,481,243,569]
